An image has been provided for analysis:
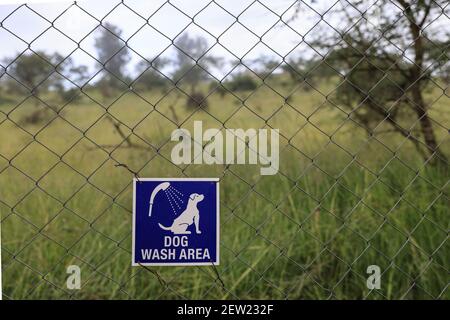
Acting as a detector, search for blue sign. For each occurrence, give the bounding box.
[132,178,220,266]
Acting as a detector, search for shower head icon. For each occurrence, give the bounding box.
[148,182,170,217]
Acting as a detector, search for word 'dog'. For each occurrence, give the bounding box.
[164,236,188,247]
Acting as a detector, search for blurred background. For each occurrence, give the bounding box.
[0,0,448,299]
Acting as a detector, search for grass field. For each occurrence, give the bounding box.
[0,79,449,299]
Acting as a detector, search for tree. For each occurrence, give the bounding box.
[283,57,337,83]
[173,34,221,109]
[225,73,258,92]
[5,51,54,96]
[94,22,130,96]
[291,0,449,166]
[134,58,170,91]
[3,51,87,122]
[53,57,88,104]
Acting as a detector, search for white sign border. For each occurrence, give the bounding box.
[132,178,220,266]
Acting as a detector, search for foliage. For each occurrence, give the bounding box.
[94,22,130,92]
[172,34,221,109]
[134,58,170,91]
[225,73,258,92]
[4,51,56,95]
[295,0,449,164]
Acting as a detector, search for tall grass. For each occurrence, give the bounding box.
[0,84,448,299]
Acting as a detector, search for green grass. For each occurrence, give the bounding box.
[0,82,448,299]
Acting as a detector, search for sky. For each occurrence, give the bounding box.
[3,0,445,81]
[0,0,347,79]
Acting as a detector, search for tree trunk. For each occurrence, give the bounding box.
[399,1,448,166]
[412,88,447,165]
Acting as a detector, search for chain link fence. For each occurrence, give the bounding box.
[0,0,448,299]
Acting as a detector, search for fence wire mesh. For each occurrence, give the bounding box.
[0,0,448,299]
